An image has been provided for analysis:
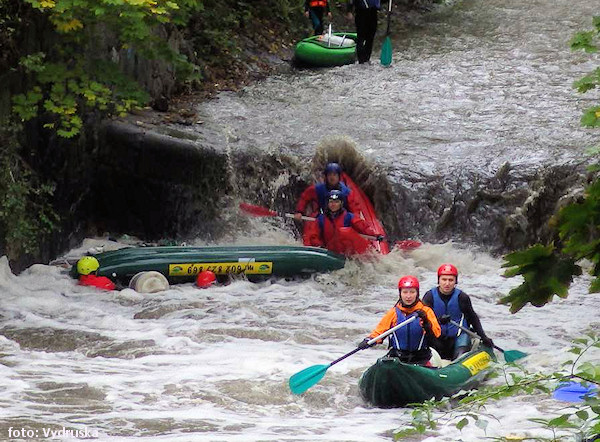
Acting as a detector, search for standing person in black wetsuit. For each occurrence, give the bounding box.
[346,0,381,64]
[422,263,494,360]
[305,0,332,36]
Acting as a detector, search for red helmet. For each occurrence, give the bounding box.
[437,264,458,281]
[196,270,216,288]
[398,275,419,291]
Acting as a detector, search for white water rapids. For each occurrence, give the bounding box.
[2,0,600,439]
[1,229,598,441]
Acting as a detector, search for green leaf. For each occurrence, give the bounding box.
[547,414,574,428]
[576,410,589,420]
[456,418,468,431]
[589,277,600,293]
[582,108,600,127]
[501,245,581,312]
[571,31,598,53]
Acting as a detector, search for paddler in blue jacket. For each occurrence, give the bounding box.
[422,263,494,360]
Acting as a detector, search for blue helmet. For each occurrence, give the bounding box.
[324,162,342,176]
[328,189,344,201]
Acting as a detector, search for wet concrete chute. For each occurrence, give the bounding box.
[1,0,599,440]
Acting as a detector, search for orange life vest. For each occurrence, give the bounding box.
[309,0,327,8]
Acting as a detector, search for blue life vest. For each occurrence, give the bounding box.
[390,308,425,351]
[317,211,353,232]
[315,182,351,211]
[431,287,469,338]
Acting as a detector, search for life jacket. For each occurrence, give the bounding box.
[390,307,425,351]
[315,182,351,212]
[79,274,116,291]
[431,287,469,338]
[317,210,353,239]
[309,0,327,7]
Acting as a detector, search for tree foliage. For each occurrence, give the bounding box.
[501,17,600,312]
[10,0,201,138]
[501,244,582,313]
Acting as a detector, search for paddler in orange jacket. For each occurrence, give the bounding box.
[305,0,332,35]
[358,276,441,366]
[304,190,382,254]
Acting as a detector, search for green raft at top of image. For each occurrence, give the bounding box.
[70,245,346,283]
[359,346,496,408]
[294,32,357,67]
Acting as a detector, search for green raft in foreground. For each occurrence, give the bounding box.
[71,245,346,284]
[359,346,496,408]
[294,32,357,67]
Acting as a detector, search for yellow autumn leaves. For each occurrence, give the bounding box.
[26,0,182,33]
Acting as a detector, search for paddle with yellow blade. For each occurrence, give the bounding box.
[380,0,393,66]
[289,316,416,395]
[449,320,527,363]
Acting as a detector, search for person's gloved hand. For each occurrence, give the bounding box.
[439,314,451,325]
[481,336,494,348]
[358,338,373,350]
[376,235,385,242]
[416,310,433,332]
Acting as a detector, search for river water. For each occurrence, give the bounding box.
[2,0,600,440]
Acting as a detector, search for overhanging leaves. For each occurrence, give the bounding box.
[501,244,582,313]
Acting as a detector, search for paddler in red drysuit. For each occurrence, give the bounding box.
[304,190,382,254]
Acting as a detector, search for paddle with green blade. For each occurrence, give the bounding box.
[289,315,417,395]
[380,0,393,66]
[449,320,527,363]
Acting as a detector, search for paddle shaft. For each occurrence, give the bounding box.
[329,316,417,368]
[449,320,506,353]
[283,213,382,242]
[385,0,392,35]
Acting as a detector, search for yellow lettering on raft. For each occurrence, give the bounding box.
[168,262,273,276]
[461,351,492,375]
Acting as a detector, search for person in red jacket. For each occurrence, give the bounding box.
[294,163,356,221]
[76,256,116,291]
[305,0,332,35]
[305,190,381,254]
[358,275,441,366]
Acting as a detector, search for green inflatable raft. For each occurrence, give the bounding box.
[294,32,357,67]
[359,346,496,408]
[71,245,346,284]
